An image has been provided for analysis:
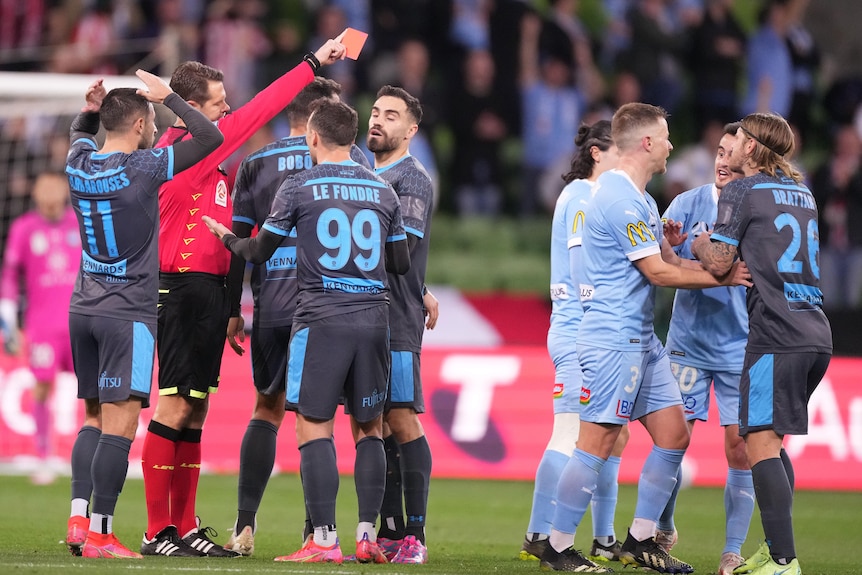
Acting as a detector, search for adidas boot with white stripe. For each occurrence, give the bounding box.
[182,517,240,557]
[141,525,205,557]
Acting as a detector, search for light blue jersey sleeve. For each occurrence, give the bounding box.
[578,170,662,350]
[548,180,592,360]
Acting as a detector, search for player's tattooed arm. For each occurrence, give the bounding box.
[691,231,737,277]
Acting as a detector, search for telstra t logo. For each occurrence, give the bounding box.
[431,354,520,462]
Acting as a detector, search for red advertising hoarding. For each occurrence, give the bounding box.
[1,346,860,491]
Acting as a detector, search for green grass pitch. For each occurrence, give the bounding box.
[2,473,859,574]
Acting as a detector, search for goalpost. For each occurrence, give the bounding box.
[0,72,174,255]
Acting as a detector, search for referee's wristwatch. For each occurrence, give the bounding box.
[303,52,321,73]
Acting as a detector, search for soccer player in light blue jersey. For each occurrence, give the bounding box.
[540,103,751,573]
[520,120,629,569]
[660,122,754,575]
[692,113,831,575]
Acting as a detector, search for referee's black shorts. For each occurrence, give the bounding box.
[157,272,230,399]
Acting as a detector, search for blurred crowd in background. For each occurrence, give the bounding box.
[3,0,862,309]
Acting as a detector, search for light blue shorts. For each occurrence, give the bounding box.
[576,342,682,424]
[669,361,740,425]
[551,350,583,415]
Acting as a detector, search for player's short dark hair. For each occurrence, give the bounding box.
[612,102,668,151]
[286,77,342,126]
[100,88,151,132]
[376,85,423,124]
[563,120,613,183]
[170,61,224,104]
[724,121,741,136]
[309,100,358,147]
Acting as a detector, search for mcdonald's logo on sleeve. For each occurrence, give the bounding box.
[626,221,656,246]
[571,210,585,234]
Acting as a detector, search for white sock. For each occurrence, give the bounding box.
[313,525,337,547]
[629,518,656,542]
[89,512,112,535]
[596,535,615,546]
[70,498,89,518]
[549,528,575,553]
[356,522,376,542]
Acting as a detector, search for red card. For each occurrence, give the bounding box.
[341,27,368,60]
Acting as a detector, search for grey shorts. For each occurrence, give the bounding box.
[285,306,389,423]
[739,351,831,436]
[70,313,155,408]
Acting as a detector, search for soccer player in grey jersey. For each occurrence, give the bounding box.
[223,77,370,555]
[64,72,223,559]
[204,100,409,564]
[692,112,832,575]
[364,85,438,564]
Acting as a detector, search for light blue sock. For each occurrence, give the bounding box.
[634,446,685,523]
[591,455,621,539]
[657,465,682,531]
[527,449,569,535]
[552,449,605,535]
[724,467,755,554]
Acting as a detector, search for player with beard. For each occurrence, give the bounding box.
[361,85,438,564]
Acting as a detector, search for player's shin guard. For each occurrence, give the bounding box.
[657,465,683,532]
[553,449,604,537]
[300,438,339,529]
[527,449,568,536]
[751,458,796,563]
[378,434,405,539]
[237,419,278,532]
[172,428,202,537]
[400,435,431,543]
[91,434,132,524]
[724,468,754,555]
[142,421,179,539]
[633,446,685,537]
[71,426,101,508]
[779,448,795,492]
[592,455,621,540]
[355,436,386,524]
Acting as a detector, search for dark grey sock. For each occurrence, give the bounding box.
[401,435,432,543]
[300,437,338,528]
[237,419,278,531]
[70,425,101,506]
[752,457,795,562]
[91,434,132,517]
[779,448,795,492]
[355,436,386,524]
[378,434,405,539]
